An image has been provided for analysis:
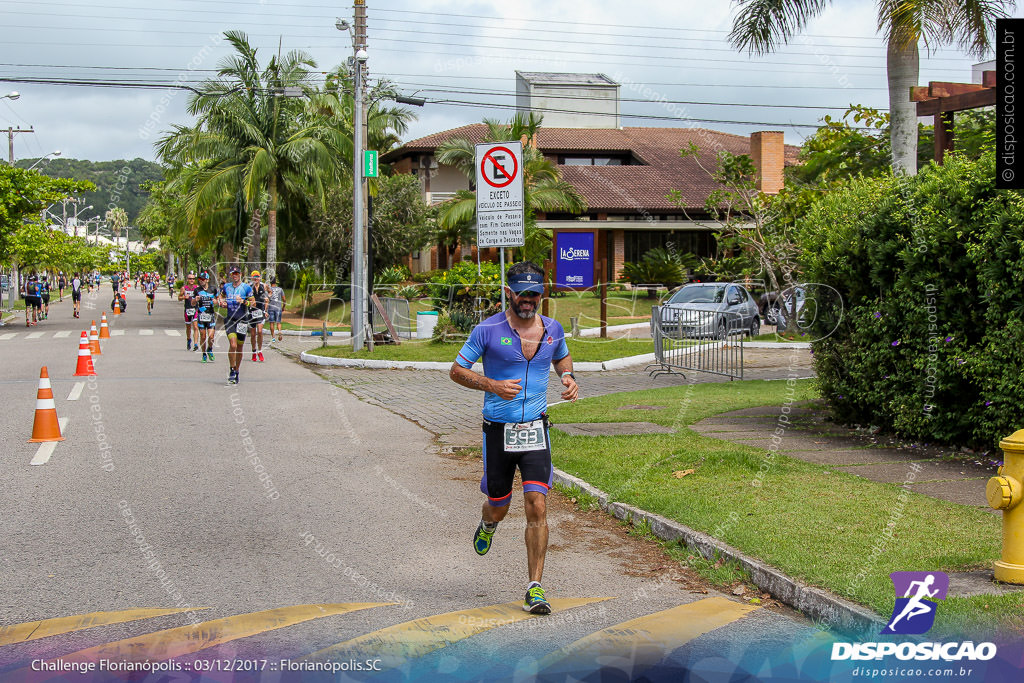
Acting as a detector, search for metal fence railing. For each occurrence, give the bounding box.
[370,296,413,340]
[648,305,744,380]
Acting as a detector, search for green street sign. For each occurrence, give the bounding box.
[363,150,379,178]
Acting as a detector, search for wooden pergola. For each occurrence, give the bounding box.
[911,71,996,164]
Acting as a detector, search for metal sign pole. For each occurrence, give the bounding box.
[500,249,506,311]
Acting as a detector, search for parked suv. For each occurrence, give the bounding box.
[659,282,760,339]
[759,286,807,327]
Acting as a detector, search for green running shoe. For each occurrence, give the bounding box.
[201,353,208,363]
[523,584,551,614]
[208,352,214,361]
[473,521,496,556]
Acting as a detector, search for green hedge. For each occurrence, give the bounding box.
[800,151,1024,449]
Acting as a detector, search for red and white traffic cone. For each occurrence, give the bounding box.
[74,331,96,376]
[89,321,102,355]
[28,366,65,442]
[113,298,121,316]
[99,312,110,339]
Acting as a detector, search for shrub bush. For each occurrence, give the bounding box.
[800,150,1024,449]
[427,260,503,314]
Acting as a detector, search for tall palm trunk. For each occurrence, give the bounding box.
[266,175,278,272]
[887,38,919,175]
[247,209,262,271]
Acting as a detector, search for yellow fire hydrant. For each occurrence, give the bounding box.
[987,430,1024,584]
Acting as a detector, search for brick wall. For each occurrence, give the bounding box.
[750,131,784,195]
[612,229,625,281]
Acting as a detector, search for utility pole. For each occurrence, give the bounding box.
[350,0,369,351]
[6,126,33,164]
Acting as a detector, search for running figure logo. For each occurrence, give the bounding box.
[882,571,949,634]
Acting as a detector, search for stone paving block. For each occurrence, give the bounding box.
[906,479,991,508]
[835,459,994,483]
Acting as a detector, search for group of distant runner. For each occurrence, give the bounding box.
[21,270,89,325]
[178,267,285,384]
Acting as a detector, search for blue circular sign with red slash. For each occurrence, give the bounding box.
[480,146,518,188]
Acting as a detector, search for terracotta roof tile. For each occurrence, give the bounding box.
[388,124,801,212]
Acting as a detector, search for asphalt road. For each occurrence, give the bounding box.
[0,285,824,681]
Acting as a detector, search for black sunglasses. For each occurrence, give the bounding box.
[514,290,541,299]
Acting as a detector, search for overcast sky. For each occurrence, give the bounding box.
[0,0,998,163]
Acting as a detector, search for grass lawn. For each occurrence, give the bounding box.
[279,321,349,332]
[750,332,810,343]
[307,336,656,364]
[546,380,1013,637]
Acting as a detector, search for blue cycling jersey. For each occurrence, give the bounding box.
[220,282,253,317]
[455,312,569,423]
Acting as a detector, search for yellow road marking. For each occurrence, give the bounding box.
[536,596,759,675]
[305,598,613,669]
[54,603,391,663]
[0,609,205,647]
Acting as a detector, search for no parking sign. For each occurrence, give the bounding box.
[475,142,524,248]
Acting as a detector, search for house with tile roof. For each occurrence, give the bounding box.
[383,74,801,282]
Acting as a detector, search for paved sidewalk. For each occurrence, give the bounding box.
[273,338,813,447]
[692,403,999,509]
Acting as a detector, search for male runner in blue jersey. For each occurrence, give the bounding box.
[449,261,578,615]
[217,265,255,384]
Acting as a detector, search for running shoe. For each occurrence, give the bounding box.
[201,353,208,363]
[227,369,237,384]
[258,352,265,362]
[251,352,258,361]
[473,521,496,556]
[523,584,551,614]
[187,340,192,351]
[208,352,214,361]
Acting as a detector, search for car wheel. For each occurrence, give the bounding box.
[766,304,781,326]
[748,317,760,338]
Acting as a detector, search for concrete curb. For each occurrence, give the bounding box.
[551,468,885,638]
[579,321,650,337]
[299,350,658,372]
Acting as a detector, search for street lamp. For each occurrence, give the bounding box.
[27,150,60,170]
[70,203,93,237]
[1,91,19,101]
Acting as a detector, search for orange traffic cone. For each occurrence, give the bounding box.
[28,367,65,443]
[74,331,96,376]
[89,321,102,355]
[99,313,110,339]
[113,298,121,316]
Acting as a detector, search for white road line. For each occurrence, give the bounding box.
[164,329,180,336]
[139,329,154,336]
[30,417,69,466]
[0,333,16,340]
[67,382,85,401]
[27,331,44,339]
[54,330,71,338]
[111,329,125,336]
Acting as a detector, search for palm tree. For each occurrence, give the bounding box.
[729,0,1011,175]
[105,207,127,249]
[435,112,586,263]
[156,31,347,269]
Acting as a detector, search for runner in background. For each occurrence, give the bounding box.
[144,274,157,315]
[39,275,51,320]
[71,272,82,319]
[179,272,198,350]
[192,272,217,363]
[24,273,40,327]
[267,276,285,342]
[248,270,268,362]
[57,272,66,301]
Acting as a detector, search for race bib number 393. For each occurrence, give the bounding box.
[504,419,546,452]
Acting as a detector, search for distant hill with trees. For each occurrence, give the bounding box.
[14,157,164,225]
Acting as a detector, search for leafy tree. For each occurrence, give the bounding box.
[619,247,697,298]
[434,112,587,264]
[729,0,1011,175]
